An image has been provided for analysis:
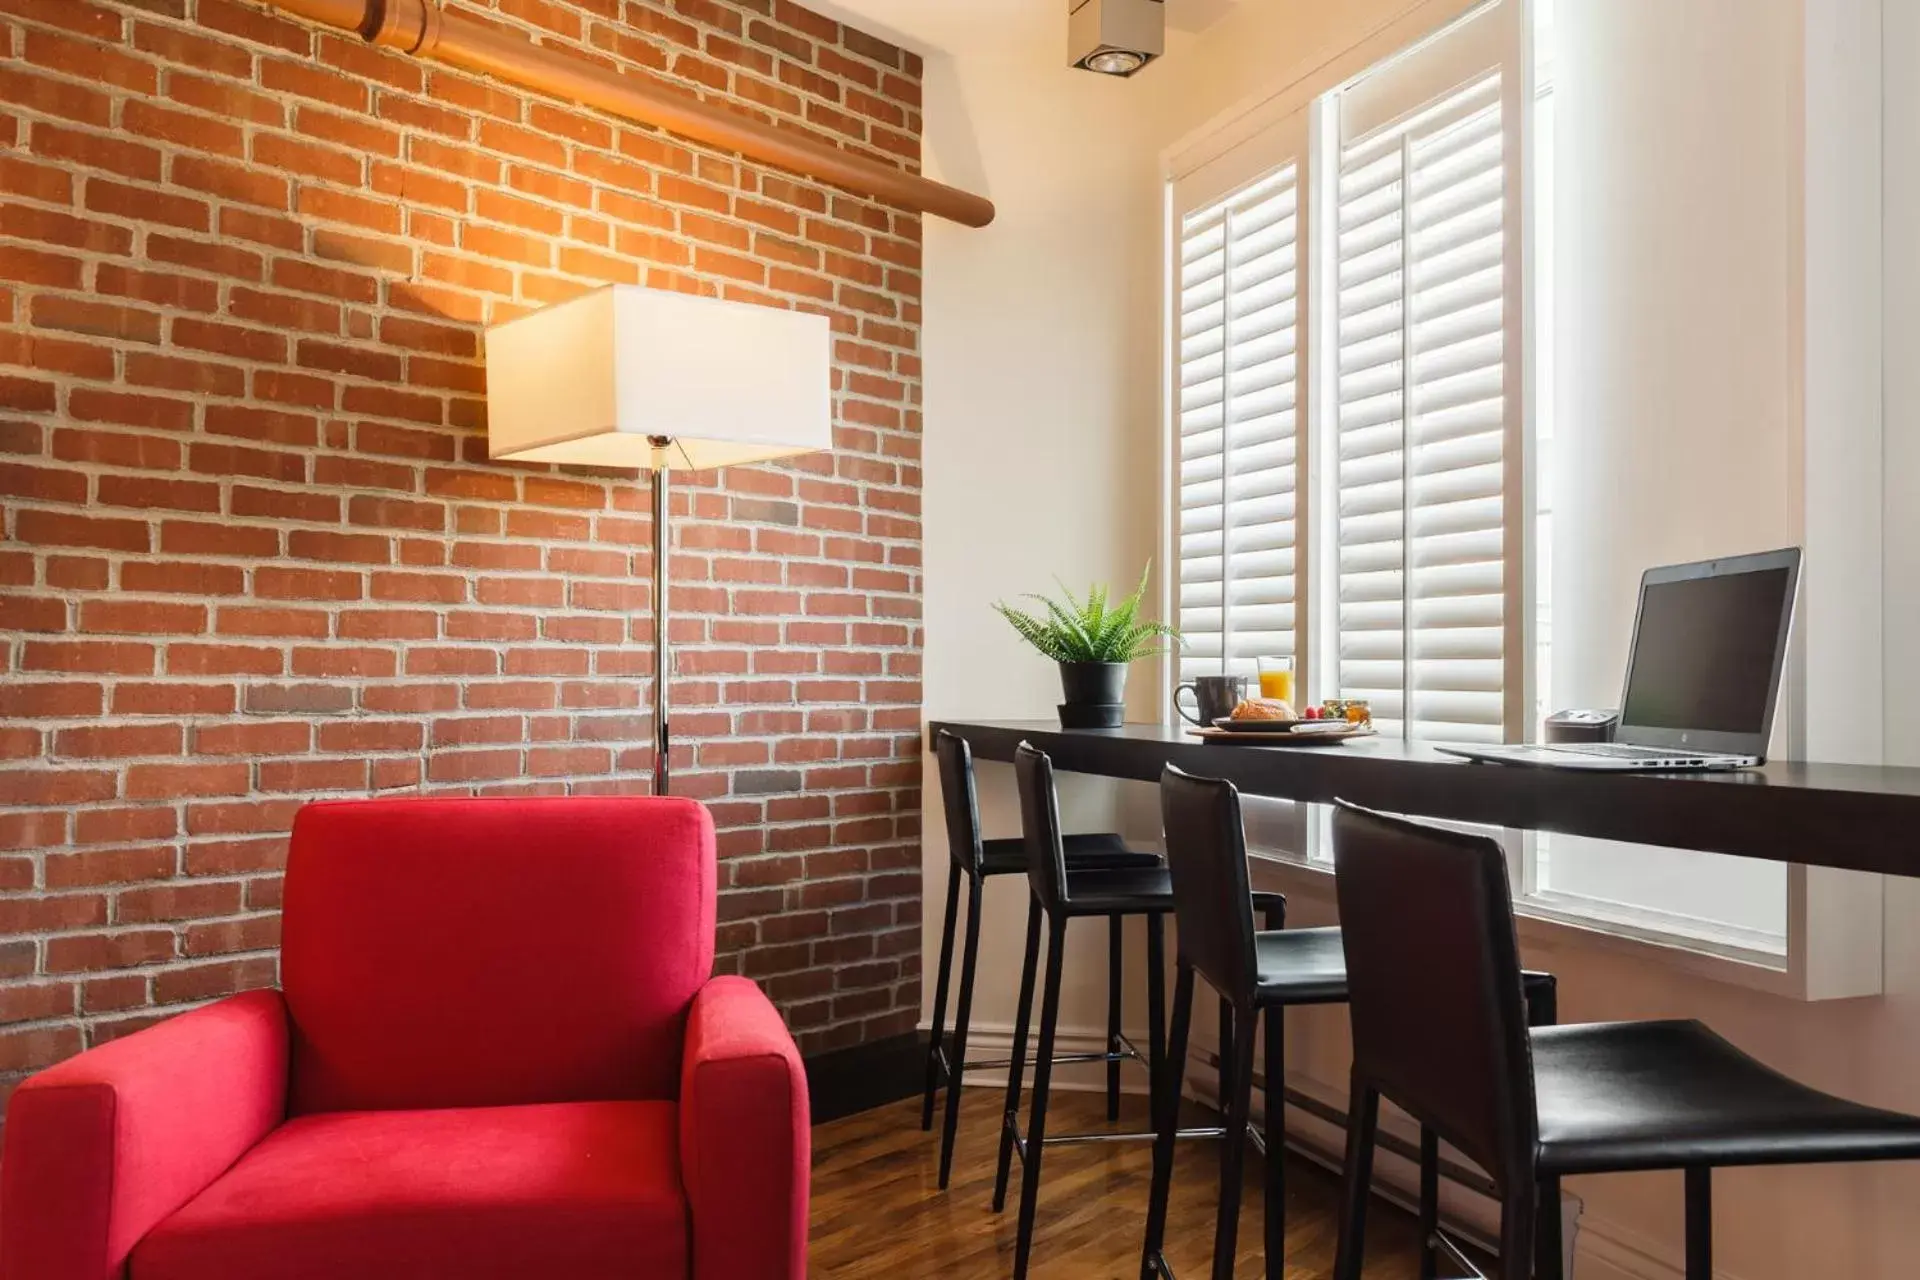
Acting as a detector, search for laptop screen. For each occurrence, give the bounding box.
[1619,564,1795,737]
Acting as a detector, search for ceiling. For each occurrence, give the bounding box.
[811,0,1243,57]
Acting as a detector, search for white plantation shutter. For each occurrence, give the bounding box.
[1329,5,1524,743]
[1165,0,1524,762]
[1175,139,1304,685]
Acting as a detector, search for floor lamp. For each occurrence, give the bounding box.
[484,286,833,795]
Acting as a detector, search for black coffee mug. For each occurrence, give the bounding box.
[1175,674,1248,726]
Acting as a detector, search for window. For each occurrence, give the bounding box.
[1173,0,1527,744]
[1175,167,1302,686]
[1164,0,1872,996]
[1326,68,1514,744]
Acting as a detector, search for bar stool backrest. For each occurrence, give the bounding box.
[934,730,985,877]
[1159,765,1258,1004]
[1331,801,1539,1190]
[1013,742,1072,910]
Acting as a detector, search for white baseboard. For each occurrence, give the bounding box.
[1573,1209,1756,1280]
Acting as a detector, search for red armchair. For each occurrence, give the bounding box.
[0,796,809,1280]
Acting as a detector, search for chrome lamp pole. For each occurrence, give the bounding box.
[650,438,672,796]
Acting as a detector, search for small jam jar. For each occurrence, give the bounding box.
[1343,699,1372,727]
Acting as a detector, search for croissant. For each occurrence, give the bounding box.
[1230,697,1297,722]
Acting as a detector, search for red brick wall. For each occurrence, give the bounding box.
[0,0,925,1102]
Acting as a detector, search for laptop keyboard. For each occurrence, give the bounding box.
[1544,743,1712,761]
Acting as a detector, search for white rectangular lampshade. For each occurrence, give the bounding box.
[484,285,833,470]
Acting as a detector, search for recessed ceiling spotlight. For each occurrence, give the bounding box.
[1084,49,1147,76]
[1070,0,1164,78]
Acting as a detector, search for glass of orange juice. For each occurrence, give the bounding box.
[1256,655,1294,706]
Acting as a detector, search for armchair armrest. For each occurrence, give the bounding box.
[1,988,289,1280]
[679,976,809,1280]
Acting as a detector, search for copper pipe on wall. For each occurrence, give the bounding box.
[263,0,995,228]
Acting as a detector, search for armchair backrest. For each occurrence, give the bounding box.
[282,796,716,1114]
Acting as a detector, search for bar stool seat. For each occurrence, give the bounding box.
[1040,865,1288,918]
[1533,1019,1920,1174]
[978,833,1164,877]
[1253,927,1350,1002]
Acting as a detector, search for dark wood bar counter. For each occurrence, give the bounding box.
[929,720,1920,878]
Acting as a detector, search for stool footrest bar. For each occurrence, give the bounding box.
[932,1041,1144,1076]
[1432,1230,1487,1279]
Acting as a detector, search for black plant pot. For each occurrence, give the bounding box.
[1057,661,1127,729]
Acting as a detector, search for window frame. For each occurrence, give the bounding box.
[1155,0,1878,1000]
[1165,0,1533,746]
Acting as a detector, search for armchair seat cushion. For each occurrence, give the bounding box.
[132,1101,686,1280]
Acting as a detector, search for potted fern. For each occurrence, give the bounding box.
[993,564,1180,728]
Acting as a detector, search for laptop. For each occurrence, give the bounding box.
[1437,547,1802,772]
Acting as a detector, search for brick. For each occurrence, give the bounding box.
[16,509,151,553]
[125,761,251,800]
[229,286,342,333]
[0,66,112,128]
[185,915,282,957]
[0,245,83,290]
[117,881,242,924]
[73,807,178,846]
[165,644,283,677]
[167,72,286,127]
[96,475,221,514]
[261,57,366,111]
[173,318,285,364]
[66,389,194,432]
[2,202,132,255]
[47,847,177,888]
[0,890,106,933]
[219,206,305,252]
[260,565,368,601]
[112,682,238,717]
[207,407,320,450]
[154,957,278,1005]
[82,974,151,1014]
[149,234,264,281]
[172,155,288,210]
[32,123,162,182]
[121,561,247,596]
[0,1026,83,1072]
[0,155,74,204]
[78,600,208,635]
[134,23,254,80]
[297,185,402,235]
[96,264,219,312]
[122,100,244,159]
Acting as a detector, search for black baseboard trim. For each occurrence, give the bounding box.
[805,1031,925,1124]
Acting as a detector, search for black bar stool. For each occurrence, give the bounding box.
[922,730,1165,1188]
[1330,800,1920,1280]
[995,742,1287,1280]
[1142,767,1558,1280]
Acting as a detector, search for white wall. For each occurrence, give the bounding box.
[916,0,1920,1274]
[1540,0,1804,952]
[917,31,1169,1053]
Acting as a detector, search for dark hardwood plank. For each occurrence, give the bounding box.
[810,1090,1427,1278]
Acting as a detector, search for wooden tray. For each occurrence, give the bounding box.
[1188,724,1377,746]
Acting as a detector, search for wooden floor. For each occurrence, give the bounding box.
[810,1089,1426,1279]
